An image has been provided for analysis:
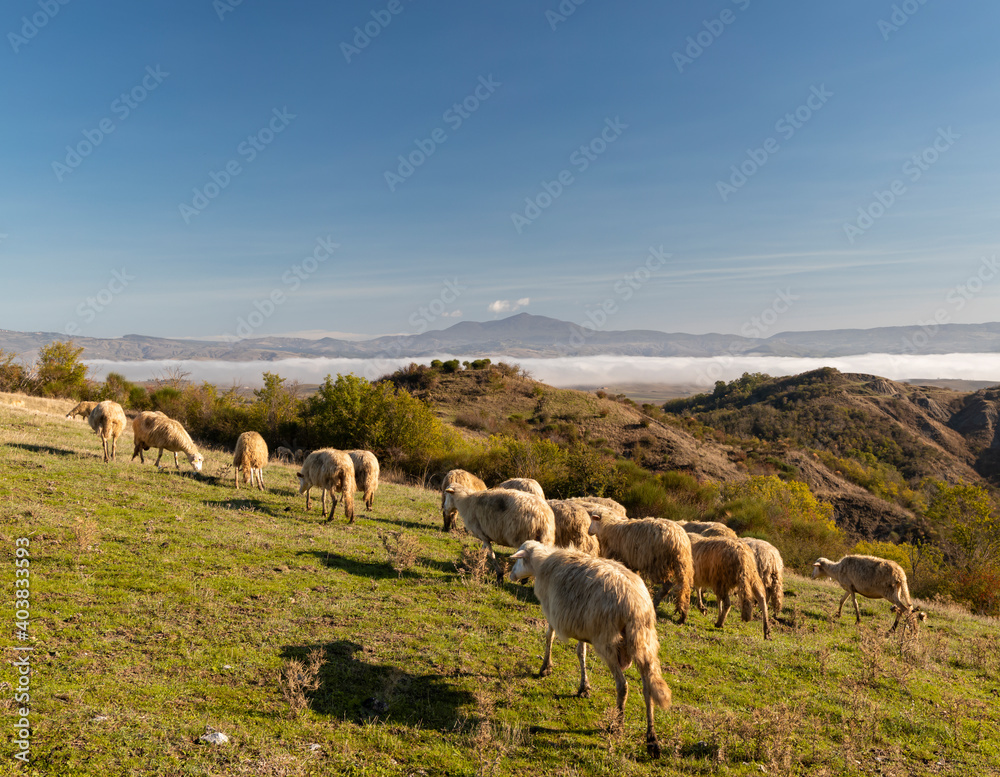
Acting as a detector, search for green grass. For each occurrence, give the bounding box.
[2,404,1000,775]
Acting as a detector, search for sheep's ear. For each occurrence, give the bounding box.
[511,549,528,560]
[296,471,303,477]
[812,561,820,567]
[590,513,601,521]
[445,486,455,494]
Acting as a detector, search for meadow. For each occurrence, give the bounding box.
[1,396,999,776]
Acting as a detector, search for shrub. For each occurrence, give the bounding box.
[35,341,88,398]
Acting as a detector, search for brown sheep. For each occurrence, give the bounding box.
[547,500,601,556]
[689,535,770,639]
[66,400,99,421]
[679,520,738,539]
[130,411,204,473]
[297,449,356,522]
[812,555,920,632]
[88,401,127,463]
[234,431,268,490]
[741,538,784,617]
[347,449,380,511]
[440,469,487,531]
[588,513,694,624]
[509,541,672,758]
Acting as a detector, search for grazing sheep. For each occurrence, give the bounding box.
[130,411,204,473]
[566,495,627,516]
[496,477,545,499]
[66,401,99,421]
[348,449,380,511]
[443,486,555,581]
[293,448,308,464]
[811,555,919,632]
[689,535,770,639]
[234,431,268,490]
[509,541,672,758]
[88,400,127,463]
[588,513,693,623]
[741,538,784,617]
[680,520,738,539]
[297,449,356,522]
[274,446,294,463]
[547,500,600,556]
[440,469,487,531]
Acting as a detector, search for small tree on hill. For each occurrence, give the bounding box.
[35,341,88,398]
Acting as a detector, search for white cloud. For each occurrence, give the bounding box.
[441,309,463,318]
[488,298,530,314]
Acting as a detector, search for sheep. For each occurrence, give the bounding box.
[688,535,770,639]
[442,486,555,582]
[66,400,99,421]
[741,538,784,618]
[546,500,600,556]
[566,495,627,516]
[293,448,308,464]
[87,400,127,463]
[680,520,738,539]
[297,448,356,522]
[811,555,920,632]
[233,431,267,490]
[274,446,294,463]
[588,512,693,623]
[348,449,380,511]
[130,411,204,473]
[509,541,672,757]
[440,469,487,531]
[496,477,545,499]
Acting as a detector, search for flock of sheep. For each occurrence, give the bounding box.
[63,398,925,758]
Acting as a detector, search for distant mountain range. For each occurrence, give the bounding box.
[5,313,1000,362]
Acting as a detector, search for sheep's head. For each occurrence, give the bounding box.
[811,559,828,579]
[509,541,542,582]
[588,513,602,536]
[189,452,204,473]
[442,486,459,520]
[296,471,307,493]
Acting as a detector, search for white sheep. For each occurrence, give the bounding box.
[689,535,770,639]
[680,520,738,539]
[496,477,545,499]
[588,512,694,623]
[546,500,601,556]
[440,469,487,531]
[566,495,628,516]
[509,540,672,758]
[811,555,920,632]
[88,400,127,463]
[234,431,268,490]
[741,538,784,618]
[297,448,356,522]
[348,449,380,511]
[66,400,99,421]
[274,446,294,463]
[130,411,204,473]
[443,486,555,582]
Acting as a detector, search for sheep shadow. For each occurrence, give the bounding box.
[6,442,81,458]
[298,549,400,580]
[369,514,429,531]
[280,640,474,728]
[203,498,290,519]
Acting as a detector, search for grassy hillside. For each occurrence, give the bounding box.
[2,401,1000,775]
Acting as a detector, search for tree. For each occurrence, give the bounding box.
[35,341,88,398]
[252,372,301,440]
[0,350,31,393]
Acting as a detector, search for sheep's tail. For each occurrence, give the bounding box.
[623,619,671,709]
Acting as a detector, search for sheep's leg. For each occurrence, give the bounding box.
[539,625,556,677]
[759,592,771,640]
[483,541,504,583]
[836,590,851,618]
[609,663,628,731]
[851,591,862,624]
[257,469,265,491]
[321,489,328,519]
[640,671,662,758]
[696,587,708,615]
[653,582,667,609]
[716,591,732,628]
[575,641,591,697]
[154,449,165,468]
[305,488,311,511]
[173,451,180,470]
[234,466,240,489]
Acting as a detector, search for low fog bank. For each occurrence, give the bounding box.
[83,353,1000,391]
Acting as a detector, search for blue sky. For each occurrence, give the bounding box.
[3,0,999,341]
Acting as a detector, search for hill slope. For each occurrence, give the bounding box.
[2,400,999,775]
